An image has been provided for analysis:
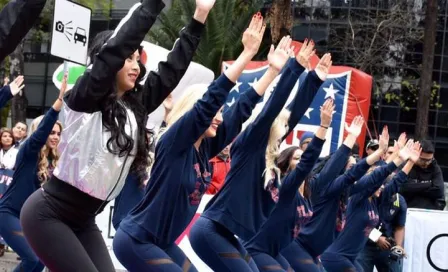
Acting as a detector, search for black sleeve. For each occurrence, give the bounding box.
[143,18,205,114]
[0,0,47,62]
[65,0,165,113]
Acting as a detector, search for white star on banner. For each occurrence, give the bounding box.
[231,81,242,93]
[304,107,313,119]
[248,78,258,88]
[226,97,236,107]
[323,83,339,99]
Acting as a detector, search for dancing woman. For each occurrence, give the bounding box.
[20,0,211,270]
[189,40,322,272]
[245,99,334,271]
[321,132,420,271]
[114,14,268,271]
[281,123,398,271]
[0,75,66,272]
[111,0,216,231]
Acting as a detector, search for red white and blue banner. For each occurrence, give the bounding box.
[222,41,373,156]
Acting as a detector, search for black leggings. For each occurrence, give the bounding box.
[20,178,115,272]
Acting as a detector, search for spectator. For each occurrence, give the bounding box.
[300,131,314,151]
[206,144,231,194]
[12,121,27,147]
[366,139,379,156]
[0,128,18,169]
[400,140,446,210]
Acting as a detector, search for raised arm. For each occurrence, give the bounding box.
[66,0,165,113]
[143,0,216,113]
[161,16,268,153]
[0,76,25,109]
[208,21,295,157]
[309,116,363,193]
[23,73,68,156]
[283,52,332,140]
[0,0,47,62]
[236,37,307,150]
[350,137,417,199]
[280,100,334,200]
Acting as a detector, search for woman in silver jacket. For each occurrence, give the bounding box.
[19,0,214,270]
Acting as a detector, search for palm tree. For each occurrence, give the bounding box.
[148,0,268,77]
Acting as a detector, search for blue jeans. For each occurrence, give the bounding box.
[189,216,259,272]
[357,242,402,272]
[113,227,197,272]
[0,212,44,272]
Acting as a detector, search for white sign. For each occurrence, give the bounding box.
[51,0,91,65]
[404,208,448,272]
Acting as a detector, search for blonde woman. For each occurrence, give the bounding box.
[188,40,324,271]
[0,74,66,272]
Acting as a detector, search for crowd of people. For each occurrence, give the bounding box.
[0,0,446,271]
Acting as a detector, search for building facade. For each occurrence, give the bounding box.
[18,0,448,179]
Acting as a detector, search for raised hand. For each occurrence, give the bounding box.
[409,141,422,163]
[59,72,68,98]
[296,39,315,69]
[344,116,364,137]
[194,0,216,23]
[242,13,266,56]
[195,0,215,12]
[10,75,25,96]
[320,99,335,128]
[399,139,415,161]
[267,36,293,72]
[378,126,389,152]
[315,53,333,81]
[397,132,407,149]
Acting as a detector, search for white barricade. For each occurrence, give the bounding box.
[404,208,448,272]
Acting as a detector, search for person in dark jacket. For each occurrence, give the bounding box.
[400,139,446,210]
[20,0,211,270]
[0,74,67,272]
[0,0,47,62]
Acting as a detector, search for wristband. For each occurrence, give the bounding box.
[320,125,329,129]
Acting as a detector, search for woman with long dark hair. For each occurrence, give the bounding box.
[0,128,18,169]
[245,99,334,271]
[0,74,66,272]
[113,14,270,271]
[20,0,214,270]
[111,0,216,232]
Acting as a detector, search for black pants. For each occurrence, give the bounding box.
[20,177,115,272]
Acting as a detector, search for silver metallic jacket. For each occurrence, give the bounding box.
[54,102,138,201]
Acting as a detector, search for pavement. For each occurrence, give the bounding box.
[0,252,126,271]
